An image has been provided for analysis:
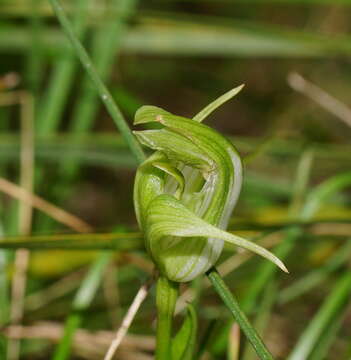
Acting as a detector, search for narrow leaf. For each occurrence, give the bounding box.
[288,271,351,360]
[171,305,197,360]
[193,85,244,123]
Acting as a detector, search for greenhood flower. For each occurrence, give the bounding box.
[133,86,288,282]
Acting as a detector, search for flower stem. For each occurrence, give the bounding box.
[206,267,274,360]
[155,275,179,360]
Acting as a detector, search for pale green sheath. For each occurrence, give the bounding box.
[133,86,287,282]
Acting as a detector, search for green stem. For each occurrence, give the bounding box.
[155,276,179,360]
[242,281,277,360]
[0,232,143,251]
[52,252,112,360]
[27,0,43,93]
[0,251,9,325]
[206,267,274,360]
[37,0,91,135]
[48,0,146,164]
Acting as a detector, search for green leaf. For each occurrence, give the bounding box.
[156,276,179,360]
[301,171,351,220]
[207,268,274,360]
[53,253,112,360]
[279,239,351,304]
[171,305,197,360]
[288,271,351,360]
[193,85,244,123]
[0,232,143,251]
[49,0,145,164]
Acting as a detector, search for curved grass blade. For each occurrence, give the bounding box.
[63,0,138,179]
[49,0,145,164]
[309,306,349,360]
[279,239,351,304]
[243,170,351,312]
[171,305,197,360]
[155,276,179,360]
[53,253,112,360]
[301,171,351,220]
[288,271,351,360]
[37,0,91,135]
[193,85,244,123]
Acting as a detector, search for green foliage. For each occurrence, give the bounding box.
[53,253,112,360]
[1,0,351,359]
[171,305,197,360]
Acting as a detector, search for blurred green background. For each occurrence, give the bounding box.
[0,0,351,359]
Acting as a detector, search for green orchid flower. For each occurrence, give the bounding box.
[133,86,288,282]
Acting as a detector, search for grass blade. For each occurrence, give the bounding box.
[49,0,145,164]
[171,305,197,360]
[4,17,351,58]
[155,276,179,360]
[207,267,274,360]
[26,0,44,93]
[279,239,351,304]
[52,252,112,360]
[309,306,349,360]
[288,271,351,360]
[64,0,138,178]
[0,232,143,251]
[242,281,277,360]
[0,244,9,326]
[37,0,92,135]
